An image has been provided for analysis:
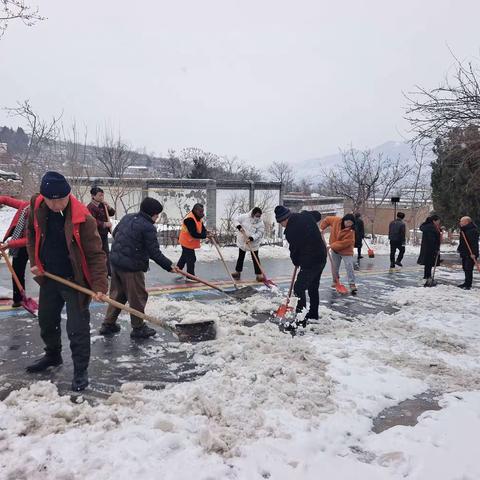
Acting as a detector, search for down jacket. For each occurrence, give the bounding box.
[234,210,265,251]
[320,215,355,256]
[110,211,173,272]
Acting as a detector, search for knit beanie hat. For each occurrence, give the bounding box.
[309,210,322,222]
[274,205,291,223]
[40,171,71,199]
[140,197,163,216]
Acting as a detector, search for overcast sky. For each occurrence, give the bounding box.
[1,0,479,166]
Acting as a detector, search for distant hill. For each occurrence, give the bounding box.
[292,141,433,181]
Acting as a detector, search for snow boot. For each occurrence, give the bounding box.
[354,262,360,271]
[457,283,471,290]
[279,320,297,336]
[72,369,89,391]
[256,274,265,282]
[231,271,241,280]
[99,322,121,335]
[185,277,199,283]
[349,283,358,295]
[424,278,436,287]
[395,261,403,267]
[11,301,22,308]
[26,353,63,373]
[130,324,157,339]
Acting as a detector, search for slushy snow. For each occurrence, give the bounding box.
[1,281,480,479]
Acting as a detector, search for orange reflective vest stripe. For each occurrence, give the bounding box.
[179,212,203,249]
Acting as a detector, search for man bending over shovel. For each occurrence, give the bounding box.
[275,206,327,330]
[99,197,180,338]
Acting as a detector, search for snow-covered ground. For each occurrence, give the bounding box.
[1,268,479,479]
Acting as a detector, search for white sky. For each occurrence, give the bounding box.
[1,0,479,166]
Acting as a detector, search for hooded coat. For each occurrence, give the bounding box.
[417,220,441,266]
[234,210,265,251]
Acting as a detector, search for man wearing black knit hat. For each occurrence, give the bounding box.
[100,197,180,338]
[274,205,327,330]
[26,171,108,391]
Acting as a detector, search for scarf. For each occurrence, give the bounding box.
[9,206,29,258]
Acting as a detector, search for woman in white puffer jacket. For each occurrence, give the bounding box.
[231,207,265,282]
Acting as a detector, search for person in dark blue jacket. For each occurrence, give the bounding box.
[275,206,327,329]
[99,197,179,338]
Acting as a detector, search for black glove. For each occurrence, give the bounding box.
[248,236,254,242]
[236,225,242,231]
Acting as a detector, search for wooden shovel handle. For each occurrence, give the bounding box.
[103,204,112,235]
[461,230,480,273]
[240,230,267,278]
[176,269,228,295]
[1,249,24,293]
[43,271,176,334]
[210,237,239,289]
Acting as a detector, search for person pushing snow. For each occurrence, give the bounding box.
[231,207,265,283]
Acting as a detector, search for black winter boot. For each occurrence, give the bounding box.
[99,322,121,335]
[130,324,157,339]
[26,353,63,373]
[72,369,89,391]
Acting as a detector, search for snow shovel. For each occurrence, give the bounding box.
[0,249,38,315]
[42,271,216,342]
[321,231,348,295]
[461,231,480,273]
[240,231,276,288]
[176,270,248,300]
[425,250,440,287]
[275,266,298,318]
[210,236,257,299]
[363,238,375,258]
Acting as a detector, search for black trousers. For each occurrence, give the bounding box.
[390,242,405,267]
[462,256,475,287]
[424,264,433,279]
[38,278,91,372]
[12,247,29,303]
[235,248,261,274]
[294,260,326,319]
[177,246,197,275]
[356,246,362,259]
[100,234,111,277]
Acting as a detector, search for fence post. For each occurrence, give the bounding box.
[206,179,217,230]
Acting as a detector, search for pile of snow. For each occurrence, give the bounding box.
[1,282,480,478]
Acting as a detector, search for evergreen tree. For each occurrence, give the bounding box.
[431,125,480,227]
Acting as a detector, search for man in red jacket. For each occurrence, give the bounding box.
[0,196,30,307]
[87,186,115,276]
[26,172,108,391]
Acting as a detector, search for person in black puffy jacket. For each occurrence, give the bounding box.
[100,197,179,338]
[275,206,327,328]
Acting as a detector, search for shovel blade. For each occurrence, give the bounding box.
[335,282,349,295]
[227,286,258,300]
[21,293,38,316]
[175,320,216,342]
[275,304,293,318]
[368,249,375,258]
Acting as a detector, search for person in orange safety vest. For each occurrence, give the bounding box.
[177,203,211,280]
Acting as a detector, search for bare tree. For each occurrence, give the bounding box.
[323,148,412,235]
[408,144,432,244]
[0,0,44,37]
[164,149,192,178]
[95,128,133,178]
[4,100,62,194]
[322,149,376,211]
[267,160,294,192]
[405,54,480,143]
